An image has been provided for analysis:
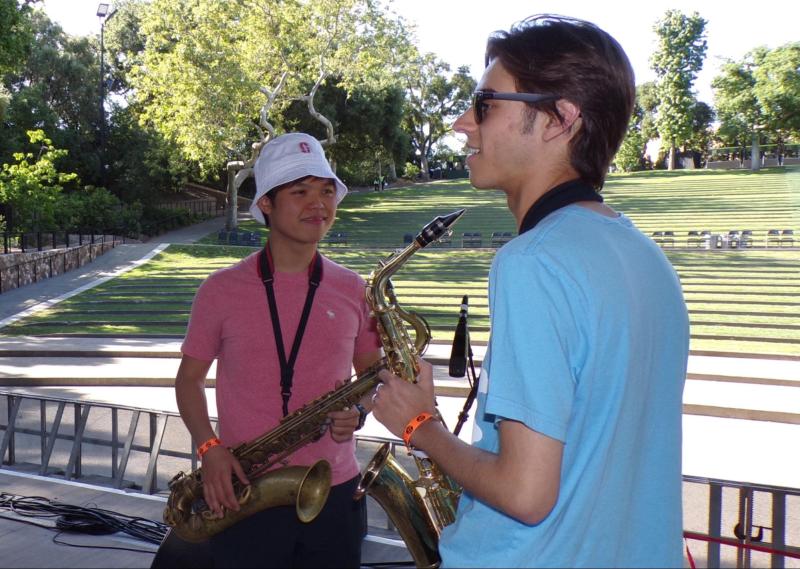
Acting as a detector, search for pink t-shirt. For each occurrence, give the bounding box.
[182,251,381,485]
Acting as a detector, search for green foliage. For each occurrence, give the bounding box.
[60,186,124,232]
[280,79,408,185]
[403,162,421,179]
[0,130,78,231]
[0,0,35,75]
[614,126,647,172]
[139,204,205,237]
[651,10,707,168]
[105,104,192,202]
[402,57,475,179]
[753,43,800,140]
[713,43,800,147]
[131,0,413,175]
[0,11,102,186]
[713,57,761,146]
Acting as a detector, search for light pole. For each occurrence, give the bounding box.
[97,3,116,187]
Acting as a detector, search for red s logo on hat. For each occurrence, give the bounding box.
[299,142,311,153]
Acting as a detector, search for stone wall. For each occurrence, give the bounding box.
[0,240,120,294]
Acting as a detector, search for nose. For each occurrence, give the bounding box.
[453,106,477,135]
[307,188,329,210]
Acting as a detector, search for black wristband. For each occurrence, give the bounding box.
[354,402,368,431]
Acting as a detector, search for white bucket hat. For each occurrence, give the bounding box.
[250,133,348,224]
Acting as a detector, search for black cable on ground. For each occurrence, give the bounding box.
[0,491,168,546]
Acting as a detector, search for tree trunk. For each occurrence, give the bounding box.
[225,163,239,231]
[668,145,677,170]
[388,161,397,181]
[750,133,760,172]
[420,153,431,181]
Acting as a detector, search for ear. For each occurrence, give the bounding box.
[258,195,273,217]
[543,99,582,142]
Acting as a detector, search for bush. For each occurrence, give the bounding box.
[403,162,421,179]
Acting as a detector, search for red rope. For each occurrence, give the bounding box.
[684,531,800,560]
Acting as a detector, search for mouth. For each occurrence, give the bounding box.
[302,216,328,224]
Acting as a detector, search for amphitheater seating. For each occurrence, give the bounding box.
[490,231,514,247]
[462,232,482,247]
[324,231,348,246]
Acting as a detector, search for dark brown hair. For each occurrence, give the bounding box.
[486,15,635,189]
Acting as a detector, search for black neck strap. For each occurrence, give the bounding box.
[258,244,324,417]
[519,178,602,234]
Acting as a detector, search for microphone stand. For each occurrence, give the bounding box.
[453,327,479,437]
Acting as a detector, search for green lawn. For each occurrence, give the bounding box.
[4,168,799,357]
[199,167,800,248]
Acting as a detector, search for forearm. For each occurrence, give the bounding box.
[410,420,509,511]
[410,418,561,525]
[174,356,217,445]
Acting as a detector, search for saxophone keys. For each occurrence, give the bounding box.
[238,484,253,505]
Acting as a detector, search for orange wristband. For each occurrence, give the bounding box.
[403,412,435,447]
[197,437,222,458]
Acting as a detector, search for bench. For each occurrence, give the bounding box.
[490,231,514,247]
[324,231,348,246]
[461,232,482,248]
[217,230,262,247]
[431,231,452,247]
[767,229,782,247]
[686,230,711,248]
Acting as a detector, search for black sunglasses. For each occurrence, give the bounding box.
[472,90,559,123]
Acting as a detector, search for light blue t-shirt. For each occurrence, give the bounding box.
[439,205,690,568]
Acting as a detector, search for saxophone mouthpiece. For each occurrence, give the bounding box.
[416,209,466,248]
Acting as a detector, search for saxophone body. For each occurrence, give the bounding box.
[164,360,385,542]
[355,209,465,568]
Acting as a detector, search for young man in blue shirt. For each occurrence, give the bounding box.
[372,15,690,568]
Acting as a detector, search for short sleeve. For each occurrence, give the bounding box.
[181,276,223,362]
[484,252,582,442]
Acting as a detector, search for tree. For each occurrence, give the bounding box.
[712,44,800,168]
[651,10,707,170]
[280,79,407,186]
[753,43,800,140]
[132,0,412,175]
[1,12,103,186]
[0,0,36,76]
[402,55,475,181]
[614,82,659,171]
[687,100,715,165]
[0,130,78,232]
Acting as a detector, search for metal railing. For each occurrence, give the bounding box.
[2,389,798,567]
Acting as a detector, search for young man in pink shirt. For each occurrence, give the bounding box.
[173,133,382,568]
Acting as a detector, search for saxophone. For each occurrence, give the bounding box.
[164,359,386,542]
[354,209,465,569]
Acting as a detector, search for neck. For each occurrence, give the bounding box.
[267,236,318,273]
[508,166,581,226]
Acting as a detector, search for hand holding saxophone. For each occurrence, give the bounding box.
[199,446,250,519]
[372,357,438,447]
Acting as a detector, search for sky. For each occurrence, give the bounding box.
[42,0,800,106]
